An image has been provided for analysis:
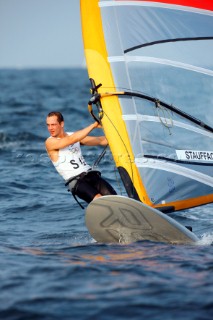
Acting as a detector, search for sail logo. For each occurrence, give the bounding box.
[176,150,213,162]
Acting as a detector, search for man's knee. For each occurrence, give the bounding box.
[93,193,102,200]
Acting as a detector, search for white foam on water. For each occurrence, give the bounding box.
[197,232,213,245]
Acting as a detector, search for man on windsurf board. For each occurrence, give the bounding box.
[45,111,116,207]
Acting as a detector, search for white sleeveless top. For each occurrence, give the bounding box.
[51,132,91,181]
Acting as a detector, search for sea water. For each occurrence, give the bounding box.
[0,69,212,320]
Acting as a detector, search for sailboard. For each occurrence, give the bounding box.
[86,196,199,244]
[80,0,213,242]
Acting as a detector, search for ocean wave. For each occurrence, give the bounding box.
[0,131,43,144]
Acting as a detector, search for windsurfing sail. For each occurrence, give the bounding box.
[80,0,213,211]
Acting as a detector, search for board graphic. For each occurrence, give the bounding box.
[86,196,199,244]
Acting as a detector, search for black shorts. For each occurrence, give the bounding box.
[70,170,116,203]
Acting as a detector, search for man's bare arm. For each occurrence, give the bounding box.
[45,122,99,151]
[80,135,108,146]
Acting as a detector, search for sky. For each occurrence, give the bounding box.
[0,0,84,68]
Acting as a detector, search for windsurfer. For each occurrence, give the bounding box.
[45,111,116,206]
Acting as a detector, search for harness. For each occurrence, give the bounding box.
[65,170,100,209]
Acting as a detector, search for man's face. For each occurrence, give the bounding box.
[46,115,64,137]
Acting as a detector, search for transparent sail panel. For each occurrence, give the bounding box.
[100,1,213,205]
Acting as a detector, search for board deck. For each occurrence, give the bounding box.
[85,196,199,244]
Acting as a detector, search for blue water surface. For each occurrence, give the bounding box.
[0,69,212,320]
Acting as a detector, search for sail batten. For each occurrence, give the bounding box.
[135,158,213,187]
[108,56,213,76]
[122,115,213,138]
[80,0,213,210]
[99,1,213,14]
[125,37,213,53]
